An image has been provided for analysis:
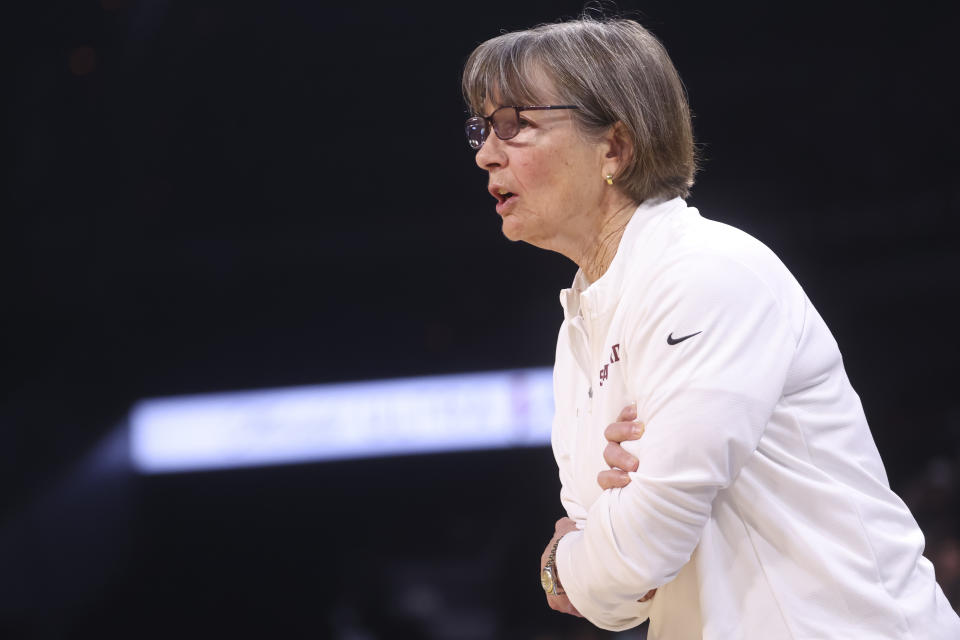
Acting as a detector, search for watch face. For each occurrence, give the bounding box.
[540,567,555,594]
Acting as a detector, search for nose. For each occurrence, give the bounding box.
[475,132,506,171]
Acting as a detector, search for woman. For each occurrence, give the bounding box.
[462,16,960,639]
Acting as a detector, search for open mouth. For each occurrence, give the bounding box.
[490,186,518,211]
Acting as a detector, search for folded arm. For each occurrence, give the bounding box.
[557,255,798,630]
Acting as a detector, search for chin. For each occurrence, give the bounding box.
[499,216,525,242]
[502,224,537,246]
[501,218,549,250]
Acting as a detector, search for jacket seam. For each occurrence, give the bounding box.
[782,395,916,639]
[731,499,797,640]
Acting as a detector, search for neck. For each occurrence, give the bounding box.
[576,200,636,283]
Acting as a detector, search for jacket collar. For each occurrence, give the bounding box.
[560,197,686,321]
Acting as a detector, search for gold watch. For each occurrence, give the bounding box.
[540,536,566,596]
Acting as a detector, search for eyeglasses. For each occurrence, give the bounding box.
[465,105,579,150]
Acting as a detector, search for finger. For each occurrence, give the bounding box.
[597,468,632,490]
[604,441,639,471]
[616,403,637,422]
[639,588,657,603]
[604,420,645,444]
[547,595,584,617]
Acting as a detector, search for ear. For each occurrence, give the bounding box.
[601,122,633,176]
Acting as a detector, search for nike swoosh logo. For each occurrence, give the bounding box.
[667,331,701,345]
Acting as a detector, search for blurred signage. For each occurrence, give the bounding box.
[130,367,554,473]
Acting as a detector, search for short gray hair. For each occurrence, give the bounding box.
[462,16,696,203]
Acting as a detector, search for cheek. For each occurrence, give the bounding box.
[515,152,569,205]
[509,136,601,227]
[514,154,551,191]
[533,161,595,217]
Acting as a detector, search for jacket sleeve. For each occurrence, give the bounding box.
[556,252,798,630]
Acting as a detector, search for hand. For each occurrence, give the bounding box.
[540,517,583,617]
[596,404,658,604]
[597,403,645,490]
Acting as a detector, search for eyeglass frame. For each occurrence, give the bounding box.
[465,105,580,150]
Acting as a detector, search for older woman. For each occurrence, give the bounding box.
[462,16,960,639]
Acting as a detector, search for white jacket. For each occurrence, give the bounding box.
[552,197,960,638]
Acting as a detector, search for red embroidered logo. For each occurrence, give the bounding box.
[599,343,620,387]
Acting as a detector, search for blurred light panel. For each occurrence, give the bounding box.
[130,367,554,474]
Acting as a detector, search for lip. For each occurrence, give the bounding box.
[495,194,518,215]
[489,184,518,215]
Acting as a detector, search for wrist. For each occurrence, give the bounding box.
[541,534,567,596]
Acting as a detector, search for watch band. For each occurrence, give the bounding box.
[541,535,566,596]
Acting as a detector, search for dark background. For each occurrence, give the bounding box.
[3,1,959,638]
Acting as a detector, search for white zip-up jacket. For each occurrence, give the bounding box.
[552,197,960,638]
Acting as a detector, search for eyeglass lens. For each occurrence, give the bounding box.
[465,117,487,150]
[465,107,520,150]
[490,107,519,140]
